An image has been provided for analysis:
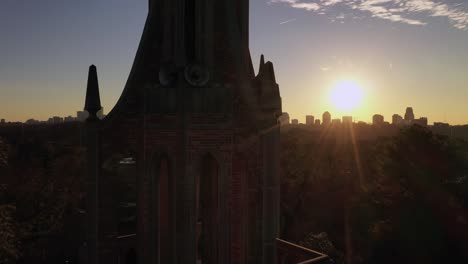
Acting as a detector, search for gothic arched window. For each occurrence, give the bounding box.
[152,154,172,263]
[196,154,219,263]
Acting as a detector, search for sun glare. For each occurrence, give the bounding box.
[329,80,364,112]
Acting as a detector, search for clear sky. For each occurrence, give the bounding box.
[1,0,468,124]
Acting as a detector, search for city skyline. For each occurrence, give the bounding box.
[282,108,431,125]
[280,105,434,125]
[2,0,468,124]
[0,105,440,126]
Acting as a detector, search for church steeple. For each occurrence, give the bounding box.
[83,1,282,263]
[104,0,258,118]
[84,65,102,120]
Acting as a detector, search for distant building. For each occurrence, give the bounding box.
[322,111,331,125]
[306,115,315,126]
[373,114,384,125]
[278,112,290,126]
[64,116,77,122]
[314,119,321,126]
[434,122,449,128]
[52,116,64,124]
[291,119,299,125]
[0,119,5,124]
[392,114,403,125]
[25,119,40,125]
[342,116,352,124]
[77,111,89,122]
[404,107,415,123]
[414,117,428,126]
[332,119,341,125]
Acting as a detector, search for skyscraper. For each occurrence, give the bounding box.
[278,112,290,126]
[332,119,341,125]
[414,117,428,126]
[404,107,415,123]
[392,114,403,125]
[373,114,384,125]
[342,116,353,124]
[322,111,331,125]
[306,115,315,125]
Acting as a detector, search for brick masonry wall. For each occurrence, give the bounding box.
[96,114,275,263]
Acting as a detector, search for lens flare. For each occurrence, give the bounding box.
[330,80,364,112]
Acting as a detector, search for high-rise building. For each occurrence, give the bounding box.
[278,112,290,126]
[414,117,428,126]
[291,119,299,125]
[322,111,331,125]
[404,107,415,123]
[392,114,403,125]
[1,119,5,124]
[373,114,384,125]
[315,119,321,126]
[342,116,352,124]
[306,115,315,125]
[332,119,341,125]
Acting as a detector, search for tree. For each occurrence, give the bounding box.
[365,125,468,263]
[0,137,7,169]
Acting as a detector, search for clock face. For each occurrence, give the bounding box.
[184,64,210,87]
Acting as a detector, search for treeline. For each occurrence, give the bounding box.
[280,125,468,263]
[0,125,85,263]
[1,124,468,263]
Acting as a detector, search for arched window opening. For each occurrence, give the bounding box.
[196,154,219,264]
[157,156,170,263]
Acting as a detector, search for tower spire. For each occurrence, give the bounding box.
[258,54,266,75]
[84,65,102,120]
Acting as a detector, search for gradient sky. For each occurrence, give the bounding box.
[1,0,468,124]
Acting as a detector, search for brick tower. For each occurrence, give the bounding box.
[84,0,282,263]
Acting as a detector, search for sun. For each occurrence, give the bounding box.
[329,80,364,112]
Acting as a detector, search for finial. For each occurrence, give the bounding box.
[259,54,266,75]
[84,65,102,120]
[264,61,277,83]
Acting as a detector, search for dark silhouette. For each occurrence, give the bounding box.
[405,107,415,123]
[83,0,282,263]
[2,1,468,264]
[323,112,331,126]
